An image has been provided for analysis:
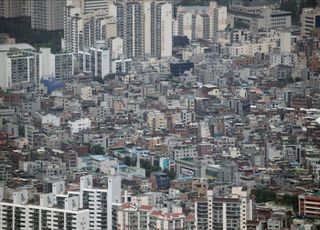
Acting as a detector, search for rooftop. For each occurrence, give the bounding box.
[0,43,35,52]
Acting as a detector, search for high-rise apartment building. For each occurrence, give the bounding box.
[90,47,110,78]
[208,1,227,39]
[0,175,121,230]
[195,198,208,229]
[151,1,173,58]
[0,44,74,89]
[65,0,173,59]
[0,44,40,89]
[84,0,108,14]
[177,10,195,41]
[109,2,145,59]
[176,2,225,41]
[143,0,153,55]
[39,47,75,82]
[31,0,66,31]
[207,187,254,230]
[63,6,116,54]
[63,6,82,53]
[54,52,74,83]
[115,203,186,229]
[0,192,90,229]
[0,0,31,18]
[195,13,210,40]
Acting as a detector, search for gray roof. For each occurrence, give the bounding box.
[0,43,35,52]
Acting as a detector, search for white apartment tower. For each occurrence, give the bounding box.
[79,175,122,230]
[63,6,82,53]
[0,48,40,89]
[31,0,67,31]
[207,186,254,230]
[176,2,225,41]
[195,13,210,40]
[144,0,153,55]
[90,47,111,78]
[109,2,145,59]
[0,189,89,230]
[208,1,227,39]
[177,10,195,41]
[151,1,173,58]
[63,6,116,54]
[39,47,74,82]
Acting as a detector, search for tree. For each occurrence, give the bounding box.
[91,145,105,155]
[124,156,136,166]
[164,169,176,180]
[140,159,161,177]
[280,0,299,25]
[282,194,299,211]
[251,188,277,203]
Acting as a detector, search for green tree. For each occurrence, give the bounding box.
[282,194,299,211]
[280,0,299,25]
[251,188,277,203]
[164,169,176,180]
[140,159,161,177]
[124,156,136,166]
[91,145,105,155]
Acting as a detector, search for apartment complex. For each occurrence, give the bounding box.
[0,44,74,88]
[31,0,66,31]
[64,0,173,59]
[109,2,144,59]
[150,1,173,58]
[0,175,121,230]
[207,187,254,230]
[83,0,108,14]
[0,0,31,18]
[63,6,116,53]
[177,2,227,41]
[115,203,186,230]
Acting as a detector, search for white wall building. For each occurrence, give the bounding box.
[41,114,61,127]
[0,44,40,89]
[90,47,110,78]
[68,118,91,134]
[280,31,291,53]
[301,7,320,37]
[151,2,173,58]
[208,1,227,38]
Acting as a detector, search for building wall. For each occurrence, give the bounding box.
[31,0,66,31]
